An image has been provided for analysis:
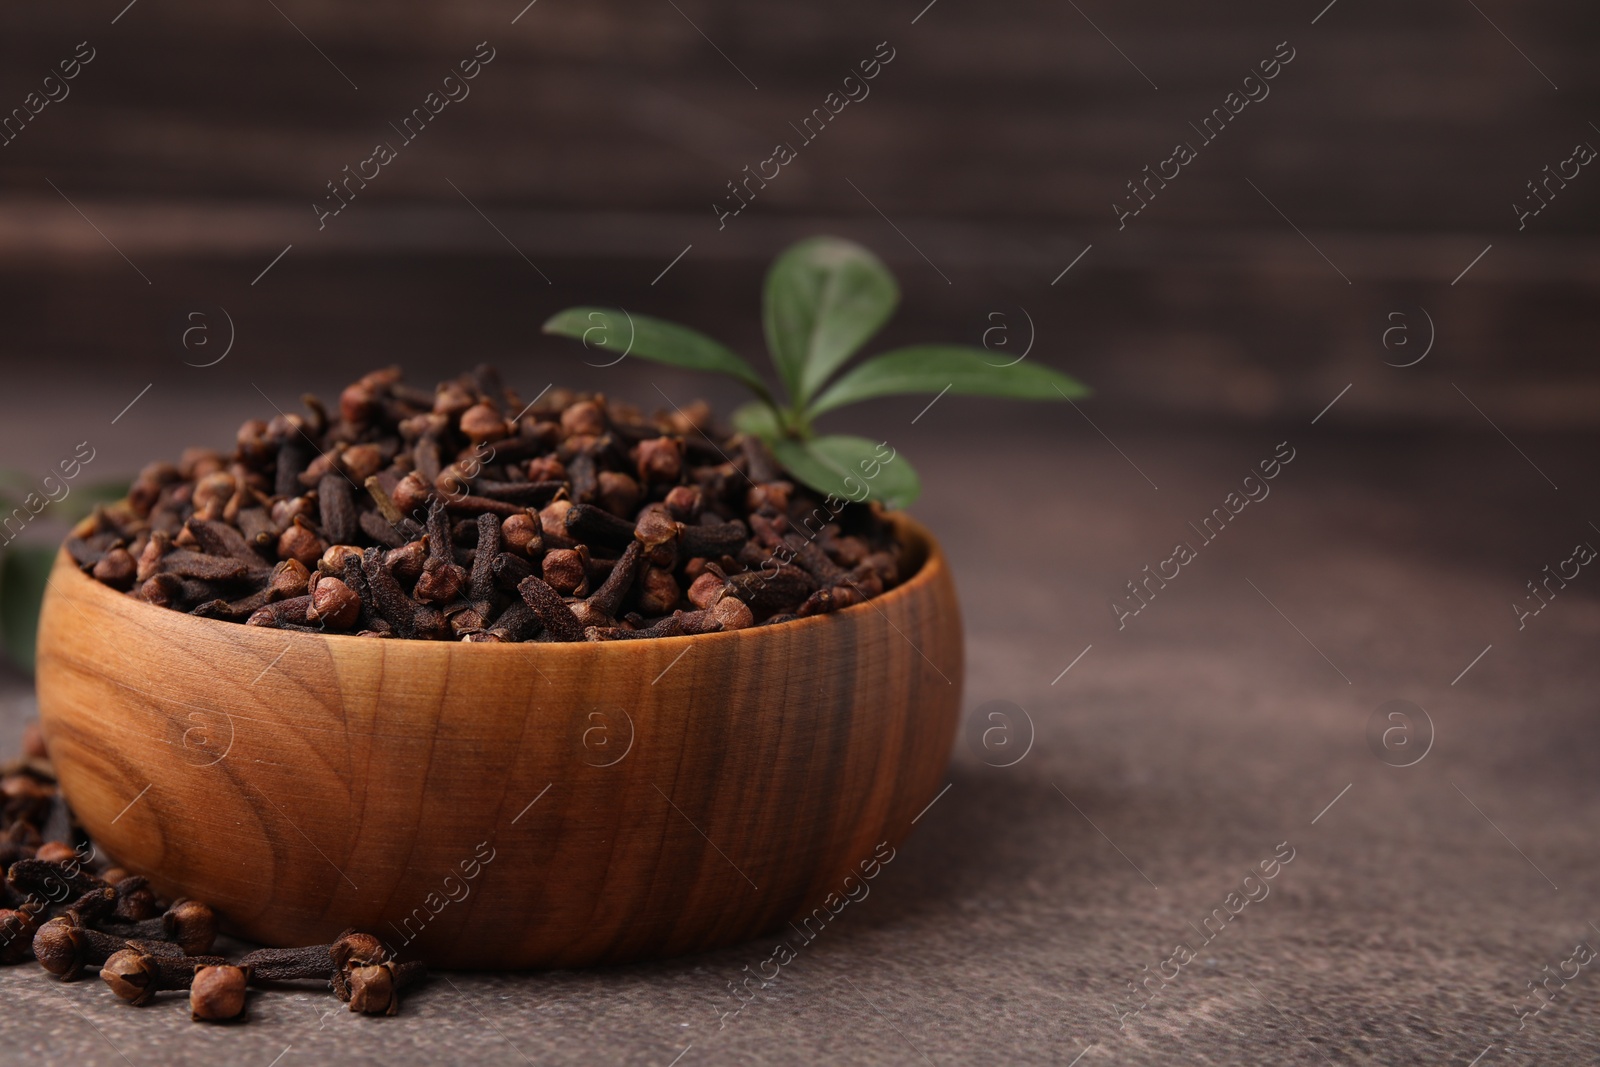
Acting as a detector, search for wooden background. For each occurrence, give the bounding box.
[1,0,1597,431]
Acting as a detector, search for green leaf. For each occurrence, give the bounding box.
[543,308,773,403]
[807,345,1091,416]
[0,545,57,673]
[762,237,900,406]
[769,435,921,510]
[730,401,784,440]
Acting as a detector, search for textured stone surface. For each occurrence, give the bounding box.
[1,413,1596,1065]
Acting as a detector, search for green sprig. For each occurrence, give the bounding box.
[543,235,1089,508]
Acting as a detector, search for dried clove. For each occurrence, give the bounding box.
[491,551,535,592]
[183,518,260,563]
[473,479,565,506]
[236,943,335,983]
[727,564,818,613]
[563,502,635,549]
[101,948,229,1005]
[317,472,358,544]
[112,875,159,922]
[681,520,749,559]
[190,964,252,1021]
[516,576,583,642]
[307,574,362,630]
[346,959,427,1016]
[468,511,500,603]
[636,566,681,616]
[64,886,118,927]
[91,548,137,590]
[32,840,78,865]
[710,596,754,631]
[781,532,847,586]
[541,546,590,597]
[329,928,391,1001]
[501,511,543,558]
[103,897,219,956]
[477,600,538,642]
[0,905,42,964]
[246,595,313,628]
[67,367,904,641]
[577,540,643,626]
[33,917,183,981]
[414,499,468,604]
[362,548,423,636]
[7,856,103,903]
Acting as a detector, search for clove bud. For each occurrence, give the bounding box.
[307,575,361,629]
[541,547,590,597]
[190,964,252,1021]
[101,948,228,1006]
[112,875,159,922]
[164,898,220,956]
[32,840,78,864]
[0,906,42,964]
[347,959,427,1016]
[277,517,326,567]
[501,511,543,558]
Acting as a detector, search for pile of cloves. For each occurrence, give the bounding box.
[66,365,903,641]
[2,726,425,1021]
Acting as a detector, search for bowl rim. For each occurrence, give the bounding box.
[48,511,946,655]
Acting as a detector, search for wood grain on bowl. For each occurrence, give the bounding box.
[34,515,962,968]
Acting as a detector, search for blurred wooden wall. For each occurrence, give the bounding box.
[1,0,1596,428]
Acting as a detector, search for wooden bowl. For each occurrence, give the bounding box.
[34,515,962,968]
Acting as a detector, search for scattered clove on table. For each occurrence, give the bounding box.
[1,733,427,1023]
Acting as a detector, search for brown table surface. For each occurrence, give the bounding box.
[1,399,1597,1066]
